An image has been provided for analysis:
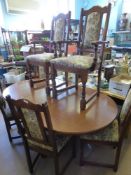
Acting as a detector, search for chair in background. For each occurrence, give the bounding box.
[6,96,75,175]
[26,11,71,96]
[0,96,21,143]
[79,89,131,172]
[50,4,111,110]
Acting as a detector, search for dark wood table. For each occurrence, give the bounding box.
[3,80,118,135]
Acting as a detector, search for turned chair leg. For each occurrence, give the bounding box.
[65,72,68,88]
[54,156,59,175]
[51,64,57,99]
[80,81,86,110]
[80,74,88,110]
[45,64,50,96]
[114,143,122,172]
[5,121,13,143]
[24,143,33,173]
[75,74,78,90]
[80,140,84,166]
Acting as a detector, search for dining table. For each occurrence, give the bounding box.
[3,80,118,135]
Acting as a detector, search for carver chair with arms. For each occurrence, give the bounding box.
[50,3,111,110]
[26,11,71,96]
[79,89,131,171]
[0,96,21,143]
[6,96,75,175]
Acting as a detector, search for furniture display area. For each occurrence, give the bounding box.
[50,3,111,110]
[1,28,28,61]
[24,30,50,54]
[111,31,131,59]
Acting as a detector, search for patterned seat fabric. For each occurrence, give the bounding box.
[27,135,71,152]
[81,120,119,142]
[81,89,131,142]
[51,55,95,70]
[26,53,54,63]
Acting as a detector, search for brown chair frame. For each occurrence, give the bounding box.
[79,102,131,171]
[0,96,21,143]
[6,95,75,175]
[26,11,71,96]
[50,4,111,110]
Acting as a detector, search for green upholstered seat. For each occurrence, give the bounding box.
[81,120,119,142]
[51,55,95,71]
[26,53,54,63]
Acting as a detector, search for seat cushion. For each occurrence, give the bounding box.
[27,135,71,152]
[80,119,119,142]
[51,55,94,71]
[26,53,54,64]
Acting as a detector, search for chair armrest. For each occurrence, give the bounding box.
[91,40,109,46]
[50,40,80,45]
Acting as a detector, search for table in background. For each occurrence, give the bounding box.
[3,80,118,135]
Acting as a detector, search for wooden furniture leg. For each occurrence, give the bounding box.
[45,64,50,96]
[51,64,57,99]
[80,74,87,110]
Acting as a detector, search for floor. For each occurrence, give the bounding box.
[0,112,131,175]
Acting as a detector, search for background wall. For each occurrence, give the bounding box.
[0,0,75,30]
[0,0,128,32]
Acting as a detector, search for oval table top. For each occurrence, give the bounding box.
[3,80,118,135]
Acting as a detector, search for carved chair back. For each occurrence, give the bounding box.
[51,12,71,42]
[78,3,111,55]
[50,11,71,56]
[6,96,56,149]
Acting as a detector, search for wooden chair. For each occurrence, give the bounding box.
[79,89,131,172]
[6,96,75,175]
[50,4,111,110]
[26,11,71,96]
[0,96,21,143]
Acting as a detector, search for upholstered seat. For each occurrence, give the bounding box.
[81,120,119,142]
[26,53,54,63]
[27,135,71,152]
[50,4,111,110]
[51,55,95,71]
[79,89,131,171]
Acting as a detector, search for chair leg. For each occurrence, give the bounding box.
[80,140,84,166]
[72,136,76,158]
[45,64,50,96]
[51,64,57,99]
[24,143,33,173]
[80,81,86,110]
[75,74,78,90]
[80,75,88,110]
[97,70,101,96]
[5,121,13,143]
[65,72,68,88]
[54,155,59,175]
[114,143,122,172]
